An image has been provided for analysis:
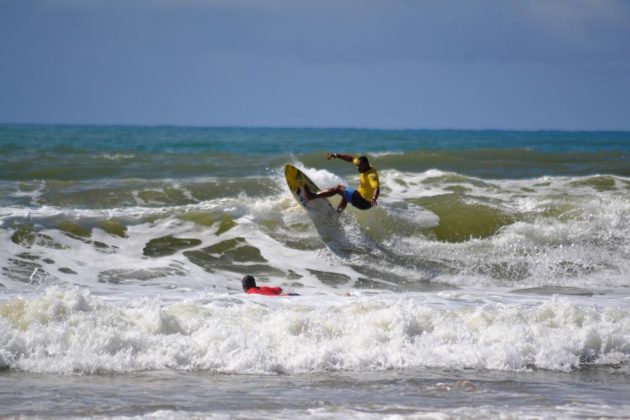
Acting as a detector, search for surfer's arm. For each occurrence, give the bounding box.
[326,153,354,163]
[371,185,380,206]
[369,175,380,206]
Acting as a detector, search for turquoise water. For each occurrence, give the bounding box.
[1,125,629,181]
[3,124,629,154]
[1,124,630,418]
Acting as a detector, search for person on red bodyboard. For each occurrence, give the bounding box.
[242,275,298,296]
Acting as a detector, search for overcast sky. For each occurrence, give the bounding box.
[1,0,629,130]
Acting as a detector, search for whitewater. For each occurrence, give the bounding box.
[1,125,630,418]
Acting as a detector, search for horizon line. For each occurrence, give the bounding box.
[1,121,629,134]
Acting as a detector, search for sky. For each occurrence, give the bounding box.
[1,0,629,130]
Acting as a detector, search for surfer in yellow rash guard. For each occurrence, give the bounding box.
[304,153,380,213]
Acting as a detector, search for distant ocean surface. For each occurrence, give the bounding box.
[1,124,629,418]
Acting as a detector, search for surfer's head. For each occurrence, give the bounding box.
[242,275,257,291]
[357,156,370,173]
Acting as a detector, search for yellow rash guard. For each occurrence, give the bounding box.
[352,157,380,201]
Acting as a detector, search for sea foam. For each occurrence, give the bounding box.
[1,287,628,375]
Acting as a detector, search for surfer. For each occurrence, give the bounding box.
[304,153,380,213]
[241,275,299,296]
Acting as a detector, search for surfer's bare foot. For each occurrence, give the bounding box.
[302,184,314,201]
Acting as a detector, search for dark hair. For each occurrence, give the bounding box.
[357,156,370,172]
[242,275,257,290]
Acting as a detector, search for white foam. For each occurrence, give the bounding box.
[100,153,136,160]
[291,163,347,190]
[1,169,629,299]
[111,404,630,419]
[367,151,404,158]
[1,287,629,374]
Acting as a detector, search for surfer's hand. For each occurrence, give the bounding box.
[326,153,336,160]
[371,198,378,206]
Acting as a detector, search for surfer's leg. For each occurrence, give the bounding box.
[307,184,344,200]
[337,198,348,213]
[333,186,355,212]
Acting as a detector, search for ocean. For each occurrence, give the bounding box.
[1,124,629,418]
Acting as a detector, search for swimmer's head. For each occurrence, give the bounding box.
[242,275,257,290]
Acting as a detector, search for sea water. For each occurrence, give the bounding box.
[1,125,629,418]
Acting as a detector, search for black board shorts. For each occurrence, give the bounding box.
[350,190,372,210]
[342,186,372,210]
